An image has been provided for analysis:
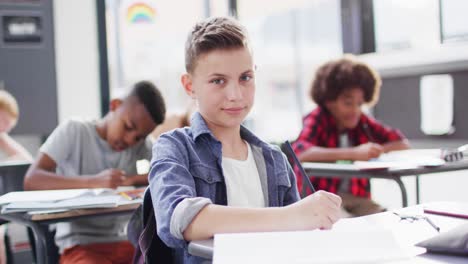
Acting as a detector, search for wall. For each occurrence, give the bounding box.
[0,0,58,135]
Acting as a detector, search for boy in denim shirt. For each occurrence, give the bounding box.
[150,17,342,263]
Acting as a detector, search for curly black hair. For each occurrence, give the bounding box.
[310,55,381,107]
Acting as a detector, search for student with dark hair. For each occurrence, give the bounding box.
[293,55,410,217]
[150,17,341,264]
[24,81,165,263]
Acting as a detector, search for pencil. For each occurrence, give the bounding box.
[284,140,316,193]
[119,192,133,200]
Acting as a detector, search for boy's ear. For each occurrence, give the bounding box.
[181,73,196,99]
[109,98,123,111]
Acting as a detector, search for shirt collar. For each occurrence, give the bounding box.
[190,112,266,148]
[190,112,214,141]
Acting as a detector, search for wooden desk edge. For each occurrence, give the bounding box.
[31,203,140,221]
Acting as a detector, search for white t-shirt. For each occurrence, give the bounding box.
[222,142,265,208]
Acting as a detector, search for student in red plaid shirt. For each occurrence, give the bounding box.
[292,55,410,217]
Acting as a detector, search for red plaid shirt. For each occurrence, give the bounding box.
[292,106,406,198]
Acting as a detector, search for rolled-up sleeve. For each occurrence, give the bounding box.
[170,197,211,240]
[149,134,212,249]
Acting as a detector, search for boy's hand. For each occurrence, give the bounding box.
[288,190,341,230]
[353,143,384,160]
[88,169,126,188]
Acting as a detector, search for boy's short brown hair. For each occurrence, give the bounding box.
[310,55,381,107]
[0,90,19,119]
[185,17,249,73]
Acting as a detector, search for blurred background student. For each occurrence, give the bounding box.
[0,90,32,162]
[293,55,410,217]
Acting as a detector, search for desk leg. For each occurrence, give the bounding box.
[415,175,420,204]
[27,222,48,264]
[0,215,49,264]
[394,178,408,207]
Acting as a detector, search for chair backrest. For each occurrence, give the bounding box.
[128,187,173,264]
[0,162,30,195]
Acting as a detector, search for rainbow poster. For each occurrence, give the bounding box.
[126,2,156,24]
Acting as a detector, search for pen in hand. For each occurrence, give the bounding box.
[283,140,316,193]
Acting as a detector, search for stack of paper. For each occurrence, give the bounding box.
[0,187,141,214]
[1,195,121,214]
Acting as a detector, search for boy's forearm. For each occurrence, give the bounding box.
[298,146,356,162]
[24,169,93,190]
[383,140,410,153]
[183,204,292,241]
[124,174,148,186]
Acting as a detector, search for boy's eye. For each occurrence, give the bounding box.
[240,74,253,82]
[210,78,225,85]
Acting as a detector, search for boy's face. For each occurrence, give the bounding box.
[325,87,364,131]
[182,47,255,130]
[0,110,16,133]
[105,98,156,151]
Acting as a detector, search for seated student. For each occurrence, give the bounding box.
[24,81,166,264]
[292,55,410,217]
[0,90,32,161]
[150,17,341,263]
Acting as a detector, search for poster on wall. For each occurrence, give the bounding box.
[119,0,160,84]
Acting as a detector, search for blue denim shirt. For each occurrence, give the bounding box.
[149,112,300,264]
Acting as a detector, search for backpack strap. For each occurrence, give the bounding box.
[139,208,156,264]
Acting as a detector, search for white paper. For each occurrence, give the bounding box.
[214,228,420,264]
[373,149,445,168]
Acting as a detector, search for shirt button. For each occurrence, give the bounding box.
[208,176,213,182]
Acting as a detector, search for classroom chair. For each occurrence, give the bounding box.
[127,187,173,264]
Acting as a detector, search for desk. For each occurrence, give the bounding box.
[0,203,139,264]
[302,161,468,207]
[189,202,468,263]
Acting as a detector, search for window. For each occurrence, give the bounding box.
[105,0,229,113]
[441,0,468,43]
[373,0,440,52]
[238,0,342,142]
